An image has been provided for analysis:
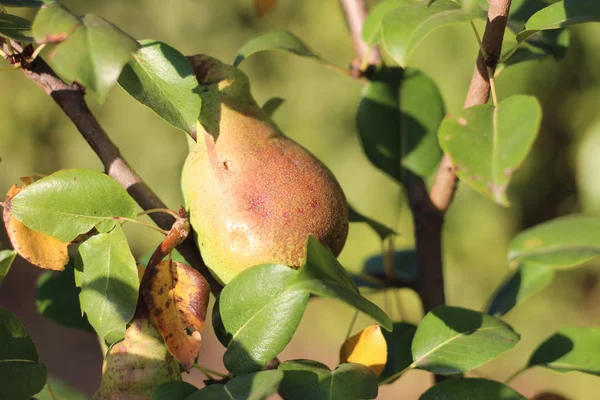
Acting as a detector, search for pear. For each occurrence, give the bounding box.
[182,55,349,285]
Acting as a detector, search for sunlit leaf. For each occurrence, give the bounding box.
[508,215,600,268]
[3,184,68,271]
[234,31,318,67]
[420,378,527,400]
[32,3,80,43]
[94,316,181,400]
[340,325,387,377]
[379,322,416,384]
[213,263,309,375]
[412,306,520,374]
[528,326,600,375]
[118,39,201,137]
[438,95,542,206]
[8,169,138,243]
[144,260,209,371]
[75,225,139,345]
[362,0,413,46]
[279,360,378,400]
[0,249,16,286]
[0,13,34,42]
[188,370,283,400]
[487,263,554,317]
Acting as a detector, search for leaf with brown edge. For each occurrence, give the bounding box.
[254,0,278,17]
[3,185,68,271]
[340,324,387,377]
[144,260,209,371]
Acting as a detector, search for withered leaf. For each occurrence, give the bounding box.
[340,324,388,377]
[93,315,181,400]
[254,0,278,17]
[144,260,209,371]
[3,185,68,271]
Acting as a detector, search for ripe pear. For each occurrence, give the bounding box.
[182,55,349,285]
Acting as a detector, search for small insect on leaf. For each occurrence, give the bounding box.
[340,324,388,377]
[144,260,210,371]
[3,184,68,271]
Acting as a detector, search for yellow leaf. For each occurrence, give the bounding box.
[3,185,68,271]
[339,324,387,377]
[94,316,181,400]
[144,260,210,371]
[254,0,278,17]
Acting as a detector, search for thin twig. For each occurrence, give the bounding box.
[339,0,381,69]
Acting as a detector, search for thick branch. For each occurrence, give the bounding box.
[17,54,222,296]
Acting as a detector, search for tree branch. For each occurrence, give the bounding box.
[340,0,381,68]
[10,50,222,296]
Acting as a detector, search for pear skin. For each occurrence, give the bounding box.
[182,55,349,285]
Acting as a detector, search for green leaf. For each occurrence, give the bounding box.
[0,249,16,286]
[508,215,600,268]
[36,260,94,332]
[412,306,520,374]
[362,0,413,46]
[486,263,554,317]
[354,250,418,290]
[357,67,444,182]
[188,370,284,400]
[348,205,396,240]
[528,326,600,375]
[50,14,139,102]
[517,0,600,43]
[287,236,393,331]
[234,31,318,67]
[0,0,54,7]
[32,3,80,43]
[9,169,138,242]
[75,225,139,345]
[279,360,378,400]
[35,375,88,400]
[118,39,201,137]
[261,97,285,118]
[0,13,34,42]
[381,0,482,67]
[438,95,542,206]
[152,381,198,400]
[0,306,38,361]
[419,378,527,400]
[0,360,48,400]
[379,322,416,384]
[213,264,309,375]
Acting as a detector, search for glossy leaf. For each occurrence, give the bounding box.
[94,316,181,400]
[234,31,318,67]
[348,205,396,240]
[32,3,80,43]
[213,263,309,375]
[0,0,55,6]
[118,39,201,137]
[379,322,416,384]
[412,306,520,374]
[36,260,94,332]
[144,261,210,371]
[517,0,600,43]
[362,0,413,46]
[152,381,198,400]
[188,370,284,400]
[0,13,33,42]
[75,225,139,345]
[357,67,444,182]
[3,184,69,271]
[340,325,387,377]
[287,236,393,331]
[528,326,600,375]
[438,95,542,206]
[381,0,481,67]
[487,263,554,317]
[261,97,285,118]
[0,360,48,400]
[35,375,88,400]
[50,14,139,102]
[508,215,600,268]
[0,249,16,286]
[8,169,138,242]
[279,360,378,400]
[420,378,527,400]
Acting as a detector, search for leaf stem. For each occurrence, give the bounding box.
[193,364,230,379]
[487,66,499,107]
[345,309,359,339]
[137,208,180,219]
[469,20,487,61]
[116,217,170,235]
[0,65,20,71]
[28,43,47,63]
[320,60,356,78]
[504,366,528,384]
[378,362,416,385]
[45,381,57,400]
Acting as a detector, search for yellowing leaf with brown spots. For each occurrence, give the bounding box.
[3,185,68,271]
[254,0,278,17]
[340,324,387,377]
[144,260,209,371]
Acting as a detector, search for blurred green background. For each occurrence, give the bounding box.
[1,0,600,398]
